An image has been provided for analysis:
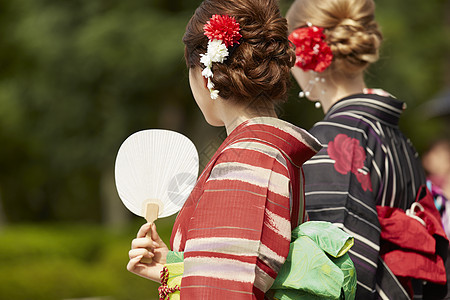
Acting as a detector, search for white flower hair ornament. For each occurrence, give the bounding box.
[201,14,242,99]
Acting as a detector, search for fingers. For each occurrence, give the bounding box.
[136,222,152,238]
[126,254,144,273]
[133,222,159,251]
[150,223,164,246]
[128,223,167,282]
[127,255,165,283]
[129,248,154,260]
[131,223,167,266]
[131,236,158,250]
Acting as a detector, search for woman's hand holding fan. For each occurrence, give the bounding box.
[115,129,198,274]
[127,222,169,282]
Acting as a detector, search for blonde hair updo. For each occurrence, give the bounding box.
[286,0,383,76]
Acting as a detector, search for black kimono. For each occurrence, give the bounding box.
[303,93,427,299]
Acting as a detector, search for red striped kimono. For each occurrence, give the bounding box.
[169,117,321,299]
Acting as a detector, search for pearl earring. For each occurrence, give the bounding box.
[298,91,310,98]
[297,71,326,101]
[315,102,322,109]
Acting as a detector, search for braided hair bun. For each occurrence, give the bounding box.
[183,0,296,103]
[287,0,382,76]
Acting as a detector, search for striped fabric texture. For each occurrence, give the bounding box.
[170,117,321,299]
[303,93,427,299]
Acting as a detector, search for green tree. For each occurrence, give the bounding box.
[0,0,448,223]
[0,0,198,222]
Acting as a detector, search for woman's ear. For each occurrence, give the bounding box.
[190,67,210,92]
[202,75,209,90]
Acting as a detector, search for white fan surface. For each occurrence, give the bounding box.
[115,129,199,218]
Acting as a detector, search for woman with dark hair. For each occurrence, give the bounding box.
[126,0,321,298]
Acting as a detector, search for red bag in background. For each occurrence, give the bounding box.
[377,185,449,298]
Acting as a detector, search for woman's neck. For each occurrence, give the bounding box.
[320,73,366,114]
[216,99,277,135]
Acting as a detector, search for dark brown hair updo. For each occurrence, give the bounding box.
[286,0,383,76]
[183,0,296,103]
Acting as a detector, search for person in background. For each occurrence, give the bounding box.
[423,138,450,238]
[126,0,322,299]
[286,0,447,298]
[423,138,450,299]
[423,138,450,202]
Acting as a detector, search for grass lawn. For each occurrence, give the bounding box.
[0,216,176,300]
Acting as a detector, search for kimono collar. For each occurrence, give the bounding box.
[326,93,405,127]
[225,117,322,168]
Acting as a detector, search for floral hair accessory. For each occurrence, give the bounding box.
[200,14,242,99]
[288,22,333,73]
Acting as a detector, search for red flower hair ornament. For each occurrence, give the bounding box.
[288,23,333,73]
[204,14,242,48]
[201,15,242,99]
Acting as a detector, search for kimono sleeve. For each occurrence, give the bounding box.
[180,144,292,299]
[304,126,381,299]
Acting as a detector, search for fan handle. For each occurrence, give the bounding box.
[140,202,160,264]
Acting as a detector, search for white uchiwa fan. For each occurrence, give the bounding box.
[115,129,199,261]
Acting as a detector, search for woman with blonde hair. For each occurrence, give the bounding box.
[286,0,447,299]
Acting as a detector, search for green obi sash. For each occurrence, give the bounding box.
[270,221,357,300]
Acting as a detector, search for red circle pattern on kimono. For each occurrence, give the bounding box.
[356,171,373,192]
[328,134,373,192]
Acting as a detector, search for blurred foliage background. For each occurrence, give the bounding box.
[0,0,448,299]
